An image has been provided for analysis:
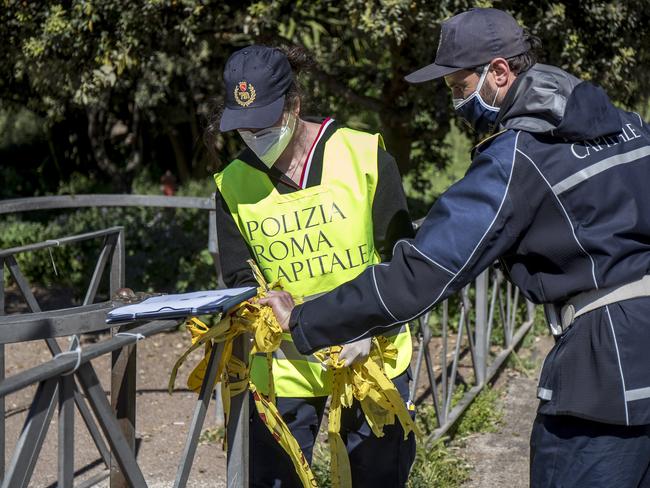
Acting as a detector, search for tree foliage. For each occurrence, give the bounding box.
[2,0,245,191]
[1,0,649,198]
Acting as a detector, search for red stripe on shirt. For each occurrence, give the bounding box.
[299,117,333,188]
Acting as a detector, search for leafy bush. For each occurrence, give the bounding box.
[403,121,473,218]
[1,180,218,302]
[1,215,91,291]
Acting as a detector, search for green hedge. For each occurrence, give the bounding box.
[1,180,218,302]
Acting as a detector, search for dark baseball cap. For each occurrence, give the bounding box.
[405,8,530,83]
[219,45,293,132]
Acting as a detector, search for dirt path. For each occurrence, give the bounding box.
[461,335,554,488]
[4,330,228,487]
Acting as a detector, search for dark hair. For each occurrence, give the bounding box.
[203,45,313,163]
[203,99,223,166]
[507,29,542,74]
[277,45,314,110]
[473,28,542,75]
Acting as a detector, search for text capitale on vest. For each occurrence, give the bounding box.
[243,201,372,284]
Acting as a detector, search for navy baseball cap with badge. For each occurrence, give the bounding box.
[405,8,530,83]
[219,45,293,132]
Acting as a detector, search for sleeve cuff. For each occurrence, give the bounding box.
[289,304,314,354]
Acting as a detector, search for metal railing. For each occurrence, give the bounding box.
[0,194,242,488]
[0,195,536,487]
[410,270,536,443]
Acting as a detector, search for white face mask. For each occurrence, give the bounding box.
[238,111,297,168]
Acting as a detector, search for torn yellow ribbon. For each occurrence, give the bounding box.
[169,259,416,488]
[315,338,420,488]
[168,261,317,487]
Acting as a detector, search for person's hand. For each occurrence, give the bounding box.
[338,337,372,367]
[258,291,295,332]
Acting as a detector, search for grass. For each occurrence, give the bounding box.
[198,426,225,445]
[506,308,550,376]
[311,442,332,488]
[310,430,471,488]
[407,438,470,488]
[407,401,471,488]
[454,386,503,438]
[309,384,504,488]
[407,386,503,487]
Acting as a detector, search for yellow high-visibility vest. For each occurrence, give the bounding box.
[215,127,411,397]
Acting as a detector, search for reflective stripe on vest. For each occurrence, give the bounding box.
[215,127,412,397]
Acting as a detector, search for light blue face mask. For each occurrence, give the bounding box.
[452,65,500,135]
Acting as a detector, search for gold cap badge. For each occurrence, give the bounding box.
[234,81,256,107]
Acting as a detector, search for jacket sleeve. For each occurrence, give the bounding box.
[372,147,415,261]
[290,143,526,354]
[214,191,258,288]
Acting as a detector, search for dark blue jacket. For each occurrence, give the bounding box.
[289,64,650,425]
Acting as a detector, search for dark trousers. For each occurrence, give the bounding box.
[249,370,416,487]
[530,413,650,488]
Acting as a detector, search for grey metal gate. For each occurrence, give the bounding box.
[0,195,537,486]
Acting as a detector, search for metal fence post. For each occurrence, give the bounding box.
[2,378,59,488]
[106,227,134,488]
[208,207,226,428]
[0,256,5,479]
[110,228,126,295]
[475,269,489,386]
[110,324,138,488]
[226,334,250,488]
[208,208,226,290]
[174,342,224,488]
[527,300,537,323]
[58,376,74,487]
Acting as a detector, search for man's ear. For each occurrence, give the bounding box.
[490,58,511,88]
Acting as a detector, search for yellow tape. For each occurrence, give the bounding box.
[315,339,420,488]
[168,261,315,486]
[251,383,318,487]
[169,260,415,488]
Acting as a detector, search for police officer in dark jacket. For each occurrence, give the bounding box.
[260,7,650,487]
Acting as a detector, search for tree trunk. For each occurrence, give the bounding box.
[87,107,125,191]
[380,116,413,174]
[167,127,191,183]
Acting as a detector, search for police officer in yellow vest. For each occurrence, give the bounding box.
[212,45,415,487]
